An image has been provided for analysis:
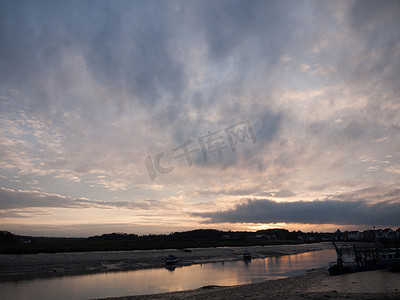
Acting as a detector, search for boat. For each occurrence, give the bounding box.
[165,254,178,265]
[243,250,251,261]
[328,242,397,275]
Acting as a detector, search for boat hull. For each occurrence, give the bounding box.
[328,263,387,275]
[165,255,178,265]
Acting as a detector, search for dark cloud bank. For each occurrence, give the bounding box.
[194,196,400,227]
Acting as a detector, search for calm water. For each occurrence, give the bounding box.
[0,249,336,300]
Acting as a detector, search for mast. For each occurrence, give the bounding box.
[332,241,344,266]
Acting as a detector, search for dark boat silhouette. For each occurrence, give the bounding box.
[165,254,178,265]
[243,250,251,261]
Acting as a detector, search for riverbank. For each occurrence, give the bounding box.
[97,268,400,300]
[0,243,333,281]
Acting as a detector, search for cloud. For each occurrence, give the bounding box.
[192,184,296,198]
[0,1,400,235]
[0,1,185,107]
[195,1,295,62]
[0,1,290,190]
[338,0,400,101]
[0,188,90,210]
[194,186,400,227]
[0,188,180,211]
[0,211,31,218]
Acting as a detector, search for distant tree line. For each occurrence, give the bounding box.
[1,228,386,254]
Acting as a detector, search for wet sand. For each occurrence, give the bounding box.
[98,269,400,300]
[0,243,332,281]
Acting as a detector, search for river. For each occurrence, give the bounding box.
[0,249,336,300]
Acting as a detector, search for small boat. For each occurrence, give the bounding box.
[243,250,251,261]
[165,254,178,265]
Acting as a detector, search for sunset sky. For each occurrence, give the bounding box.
[1,0,399,237]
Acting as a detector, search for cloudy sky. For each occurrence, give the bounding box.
[1,0,399,237]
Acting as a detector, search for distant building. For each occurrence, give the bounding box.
[362,230,376,241]
[376,229,384,239]
[321,233,335,241]
[375,228,395,240]
[334,229,343,241]
[383,228,395,239]
[348,231,363,240]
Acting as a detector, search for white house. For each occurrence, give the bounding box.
[383,228,395,239]
[348,231,363,240]
[376,229,384,239]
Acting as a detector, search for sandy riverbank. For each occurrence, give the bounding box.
[97,268,400,300]
[0,242,333,281]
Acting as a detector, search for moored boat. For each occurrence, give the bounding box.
[328,242,397,275]
[243,250,251,261]
[165,254,178,265]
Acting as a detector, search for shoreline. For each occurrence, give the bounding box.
[0,242,334,281]
[96,268,400,300]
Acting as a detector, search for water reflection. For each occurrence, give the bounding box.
[165,265,177,271]
[0,249,336,300]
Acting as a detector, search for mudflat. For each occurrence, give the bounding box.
[98,269,400,300]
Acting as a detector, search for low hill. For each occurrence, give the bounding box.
[0,228,305,254]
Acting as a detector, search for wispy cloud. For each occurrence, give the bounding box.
[0,188,181,211]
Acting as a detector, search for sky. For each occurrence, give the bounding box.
[1,0,400,237]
